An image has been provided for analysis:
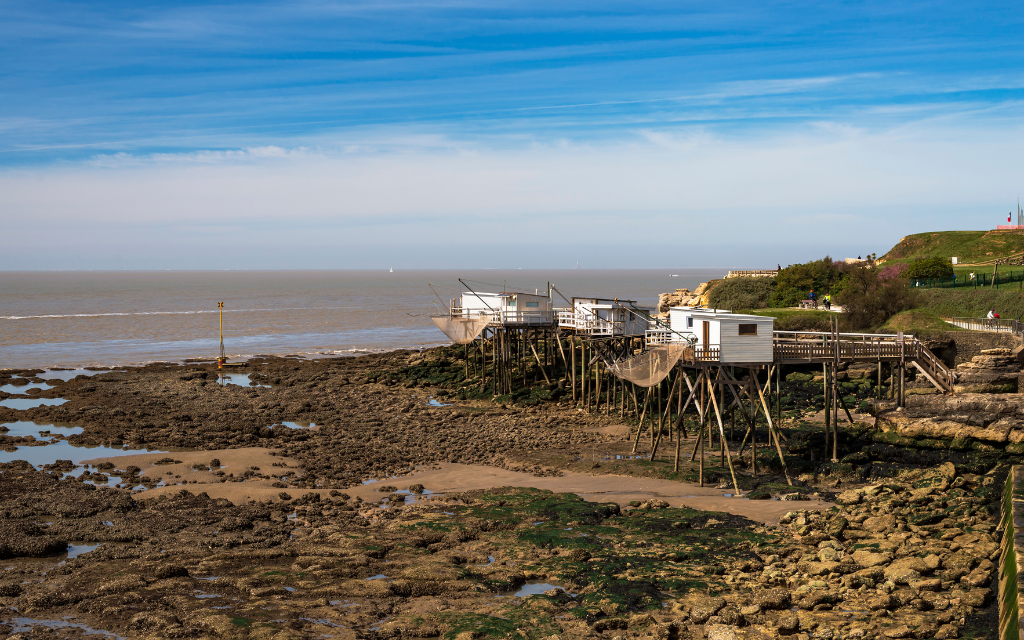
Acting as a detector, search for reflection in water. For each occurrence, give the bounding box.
[11,617,125,640]
[66,543,101,560]
[1,421,83,439]
[275,421,315,429]
[0,381,52,394]
[217,373,269,388]
[0,397,67,410]
[0,437,167,467]
[38,369,118,381]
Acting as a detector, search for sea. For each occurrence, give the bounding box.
[0,270,727,370]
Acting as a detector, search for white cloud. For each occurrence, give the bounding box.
[2,121,1023,268]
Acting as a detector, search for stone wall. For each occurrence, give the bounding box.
[948,331,1020,366]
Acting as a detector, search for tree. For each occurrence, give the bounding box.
[905,257,953,279]
[836,265,920,330]
[769,257,847,307]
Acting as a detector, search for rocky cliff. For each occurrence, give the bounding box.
[657,281,717,315]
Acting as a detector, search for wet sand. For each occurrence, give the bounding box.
[93,448,827,524]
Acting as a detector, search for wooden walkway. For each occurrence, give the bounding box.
[771,331,954,394]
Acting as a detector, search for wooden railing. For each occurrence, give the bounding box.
[450,307,555,326]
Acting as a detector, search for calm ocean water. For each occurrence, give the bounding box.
[0,270,726,369]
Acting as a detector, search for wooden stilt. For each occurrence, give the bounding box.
[631,387,652,454]
[709,368,742,496]
[751,366,793,486]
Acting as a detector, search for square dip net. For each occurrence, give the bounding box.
[606,343,691,387]
[431,315,492,345]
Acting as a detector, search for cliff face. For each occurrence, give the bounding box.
[656,281,715,315]
[876,347,1024,451]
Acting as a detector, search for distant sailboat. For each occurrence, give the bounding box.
[389,267,393,273]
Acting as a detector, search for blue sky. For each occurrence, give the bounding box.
[3,1,1024,268]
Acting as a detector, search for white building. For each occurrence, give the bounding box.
[663,307,774,364]
[557,298,652,337]
[457,291,554,326]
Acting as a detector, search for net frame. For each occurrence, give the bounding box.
[431,315,492,345]
[606,343,691,387]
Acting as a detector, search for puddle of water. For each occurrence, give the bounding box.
[474,555,496,567]
[276,421,316,429]
[66,544,101,560]
[0,382,53,395]
[11,617,125,639]
[1,421,83,439]
[364,574,388,581]
[197,576,220,581]
[426,398,452,407]
[102,521,113,527]
[507,582,577,598]
[0,398,67,410]
[284,586,296,592]
[394,488,434,504]
[0,438,168,467]
[38,369,118,381]
[217,373,269,388]
[194,592,221,599]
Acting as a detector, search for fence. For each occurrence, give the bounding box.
[942,316,1023,336]
[910,271,1024,289]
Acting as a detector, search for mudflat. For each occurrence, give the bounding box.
[0,348,1002,639]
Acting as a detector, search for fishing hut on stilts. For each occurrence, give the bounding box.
[431,281,558,396]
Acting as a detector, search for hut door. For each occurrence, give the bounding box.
[702,321,710,355]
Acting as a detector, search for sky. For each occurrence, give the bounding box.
[2,0,1024,269]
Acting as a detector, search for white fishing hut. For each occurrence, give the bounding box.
[557,297,652,337]
[666,307,774,364]
[456,291,554,326]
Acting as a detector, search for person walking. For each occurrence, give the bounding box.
[824,294,831,310]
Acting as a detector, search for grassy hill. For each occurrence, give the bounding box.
[880,230,1024,266]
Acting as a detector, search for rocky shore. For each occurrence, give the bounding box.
[0,346,1014,639]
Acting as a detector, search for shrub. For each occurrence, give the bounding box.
[836,266,920,330]
[769,257,848,307]
[708,277,775,310]
[905,256,953,279]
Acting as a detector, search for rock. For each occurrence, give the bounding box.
[863,514,897,532]
[777,612,800,635]
[754,587,792,610]
[836,489,863,505]
[961,587,992,607]
[884,557,931,583]
[739,604,761,616]
[689,596,727,624]
[882,624,912,638]
[825,517,848,538]
[851,549,890,567]
[705,624,739,640]
[934,624,959,639]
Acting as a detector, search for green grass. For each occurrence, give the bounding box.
[881,230,1024,266]
[917,289,1024,320]
[882,309,962,337]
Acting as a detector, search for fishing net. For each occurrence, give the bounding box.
[606,344,690,387]
[431,315,491,344]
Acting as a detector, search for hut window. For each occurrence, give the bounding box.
[738,324,757,336]
[686,317,694,328]
[525,301,539,308]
